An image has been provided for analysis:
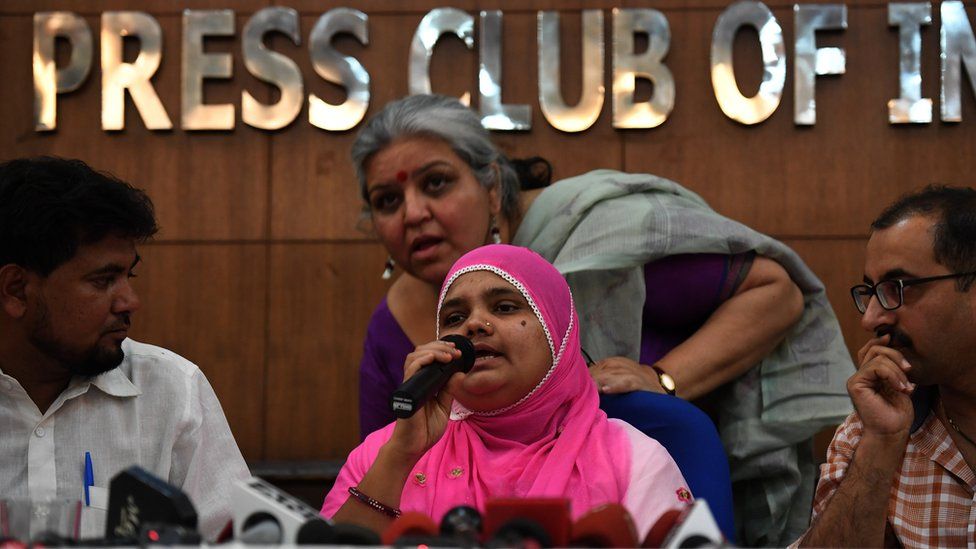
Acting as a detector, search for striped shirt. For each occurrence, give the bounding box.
[810,411,976,548]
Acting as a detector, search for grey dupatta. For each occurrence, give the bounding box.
[513,170,854,545]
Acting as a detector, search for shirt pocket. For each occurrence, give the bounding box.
[80,501,107,540]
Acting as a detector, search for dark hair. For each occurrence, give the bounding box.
[509,156,553,190]
[0,156,158,276]
[872,185,976,290]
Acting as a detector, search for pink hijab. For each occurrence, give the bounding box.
[323,244,632,521]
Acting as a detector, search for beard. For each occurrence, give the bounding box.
[29,298,126,378]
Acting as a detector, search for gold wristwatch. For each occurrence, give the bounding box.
[651,365,677,396]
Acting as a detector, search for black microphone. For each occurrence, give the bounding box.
[440,505,483,544]
[488,518,553,549]
[104,466,199,543]
[391,335,475,418]
[293,518,381,546]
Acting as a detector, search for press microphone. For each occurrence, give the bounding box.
[381,512,440,546]
[642,500,727,549]
[104,466,199,543]
[382,508,484,548]
[317,523,381,545]
[391,334,475,418]
[488,518,553,549]
[642,510,682,548]
[484,498,571,548]
[440,505,483,544]
[569,503,638,548]
[231,476,330,544]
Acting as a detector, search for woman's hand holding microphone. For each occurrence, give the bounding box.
[388,336,475,461]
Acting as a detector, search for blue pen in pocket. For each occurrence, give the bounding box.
[84,452,93,507]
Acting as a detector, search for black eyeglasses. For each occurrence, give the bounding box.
[850,271,976,313]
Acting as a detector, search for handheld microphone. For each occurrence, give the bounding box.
[569,503,638,548]
[391,335,475,418]
[105,466,198,542]
[231,477,329,544]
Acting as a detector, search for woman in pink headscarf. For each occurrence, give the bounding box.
[321,244,690,538]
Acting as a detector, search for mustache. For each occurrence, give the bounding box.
[104,314,131,333]
[877,326,912,348]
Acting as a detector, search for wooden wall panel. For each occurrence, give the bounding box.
[625,3,976,236]
[270,128,366,240]
[622,4,976,237]
[0,1,269,15]
[1,1,974,466]
[269,14,438,241]
[0,15,271,241]
[479,11,626,179]
[128,244,268,459]
[265,243,389,459]
[272,1,867,15]
[270,11,624,240]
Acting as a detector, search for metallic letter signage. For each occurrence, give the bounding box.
[33,12,92,131]
[612,9,674,129]
[182,10,235,130]
[538,10,604,132]
[309,8,370,131]
[888,3,932,124]
[794,4,847,125]
[940,1,976,122]
[101,12,172,130]
[242,7,303,131]
[410,8,474,105]
[711,1,786,125]
[479,11,531,130]
[25,5,976,134]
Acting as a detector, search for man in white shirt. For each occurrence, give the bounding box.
[0,157,249,540]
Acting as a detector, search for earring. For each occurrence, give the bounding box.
[489,216,502,244]
[381,256,395,280]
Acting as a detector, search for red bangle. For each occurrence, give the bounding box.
[348,486,402,518]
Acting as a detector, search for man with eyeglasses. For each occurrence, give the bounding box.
[795,186,976,548]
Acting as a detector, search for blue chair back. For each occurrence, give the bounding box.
[600,391,736,542]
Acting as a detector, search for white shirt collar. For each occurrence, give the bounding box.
[87,365,141,398]
[0,363,140,399]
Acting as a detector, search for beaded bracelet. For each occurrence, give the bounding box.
[348,486,402,518]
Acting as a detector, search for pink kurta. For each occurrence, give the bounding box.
[322,245,691,540]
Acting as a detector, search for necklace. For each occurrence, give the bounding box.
[944,410,976,448]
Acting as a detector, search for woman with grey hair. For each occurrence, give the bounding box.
[351,94,853,546]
